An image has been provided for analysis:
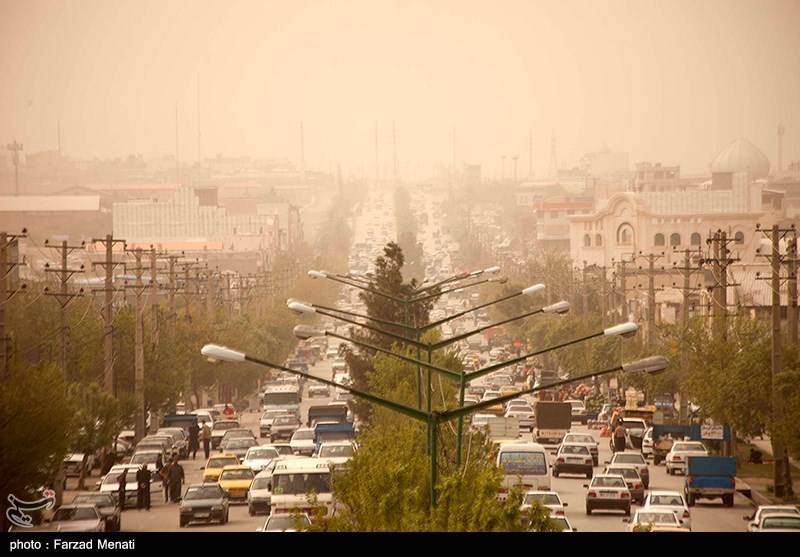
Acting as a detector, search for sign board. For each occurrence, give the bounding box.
[700,424,725,440]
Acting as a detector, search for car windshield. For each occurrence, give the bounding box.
[265,514,310,531]
[637,512,679,525]
[264,411,288,419]
[650,495,684,506]
[220,469,254,481]
[319,445,352,458]
[560,445,590,455]
[53,508,97,521]
[272,472,331,495]
[130,453,158,463]
[72,495,113,507]
[103,470,136,485]
[251,477,272,490]
[614,454,645,465]
[207,457,239,468]
[292,430,315,441]
[566,435,594,444]
[274,417,296,425]
[499,451,548,475]
[549,517,569,531]
[224,430,253,438]
[524,493,560,506]
[214,422,239,431]
[608,468,639,479]
[184,486,222,500]
[247,448,280,460]
[674,443,706,452]
[761,516,800,529]
[266,445,294,456]
[224,439,256,449]
[592,476,626,488]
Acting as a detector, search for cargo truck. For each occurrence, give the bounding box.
[684,455,736,507]
[533,401,572,445]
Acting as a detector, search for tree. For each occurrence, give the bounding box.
[0,361,76,530]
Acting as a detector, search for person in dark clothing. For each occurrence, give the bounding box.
[136,464,151,511]
[155,453,164,478]
[101,451,116,477]
[167,456,184,503]
[116,470,127,510]
[613,422,628,453]
[187,422,200,460]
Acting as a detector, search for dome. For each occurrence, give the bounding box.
[710,138,770,179]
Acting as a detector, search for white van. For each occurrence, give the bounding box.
[496,441,550,498]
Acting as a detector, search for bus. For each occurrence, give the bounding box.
[495,441,550,499]
[269,457,336,518]
[262,386,301,419]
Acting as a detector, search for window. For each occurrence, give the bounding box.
[617,224,633,244]
[690,233,702,246]
[654,233,665,246]
[583,234,591,247]
[596,234,603,247]
[670,233,681,246]
[734,231,744,245]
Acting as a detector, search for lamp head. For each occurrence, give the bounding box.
[201,344,245,363]
[604,322,639,338]
[483,266,501,274]
[287,301,316,315]
[522,284,546,296]
[622,356,670,374]
[543,301,570,314]
[293,325,323,340]
[308,270,327,279]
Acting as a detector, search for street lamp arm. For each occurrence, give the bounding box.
[414,266,500,296]
[288,298,417,333]
[463,321,638,383]
[429,306,546,351]
[200,344,429,422]
[440,355,668,422]
[420,284,545,332]
[313,307,423,347]
[308,269,407,303]
[410,276,507,305]
[325,331,461,380]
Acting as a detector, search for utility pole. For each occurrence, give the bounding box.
[707,231,739,339]
[635,252,665,347]
[126,248,147,442]
[149,247,160,346]
[671,248,704,422]
[205,268,216,323]
[91,234,126,395]
[786,234,798,345]
[0,230,26,381]
[582,261,589,330]
[7,140,23,196]
[44,240,85,377]
[165,254,181,333]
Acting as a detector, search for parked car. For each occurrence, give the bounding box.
[12,504,106,532]
[71,493,121,532]
[63,453,95,477]
[179,483,229,527]
[744,505,800,532]
[747,513,800,532]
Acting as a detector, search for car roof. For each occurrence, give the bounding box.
[220,464,253,471]
[592,474,627,481]
[207,453,238,461]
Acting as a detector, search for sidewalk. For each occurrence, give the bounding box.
[736,435,800,507]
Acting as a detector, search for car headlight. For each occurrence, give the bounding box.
[182,507,192,512]
[211,505,224,511]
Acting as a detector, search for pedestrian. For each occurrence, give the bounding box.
[101,451,116,477]
[136,464,151,511]
[613,421,628,453]
[200,420,211,459]
[167,455,184,503]
[222,403,234,418]
[116,469,127,511]
[155,453,164,479]
[160,459,172,503]
[188,421,200,460]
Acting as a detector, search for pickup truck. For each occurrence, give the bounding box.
[684,455,736,507]
[306,405,349,428]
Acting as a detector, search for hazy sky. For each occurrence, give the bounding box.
[1,0,798,177]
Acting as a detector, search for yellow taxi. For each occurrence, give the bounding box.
[217,465,255,502]
[202,453,240,483]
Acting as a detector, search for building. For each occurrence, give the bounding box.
[580,146,629,177]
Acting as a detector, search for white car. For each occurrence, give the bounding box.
[643,490,692,530]
[290,427,317,456]
[521,490,568,516]
[505,409,535,432]
[562,432,600,466]
[128,450,165,474]
[316,441,354,461]
[548,514,576,532]
[641,427,654,459]
[665,441,709,476]
[747,513,800,532]
[242,446,282,472]
[608,451,650,489]
[625,508,688,532]
[744,505,800,532]
[584,474,631,516]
